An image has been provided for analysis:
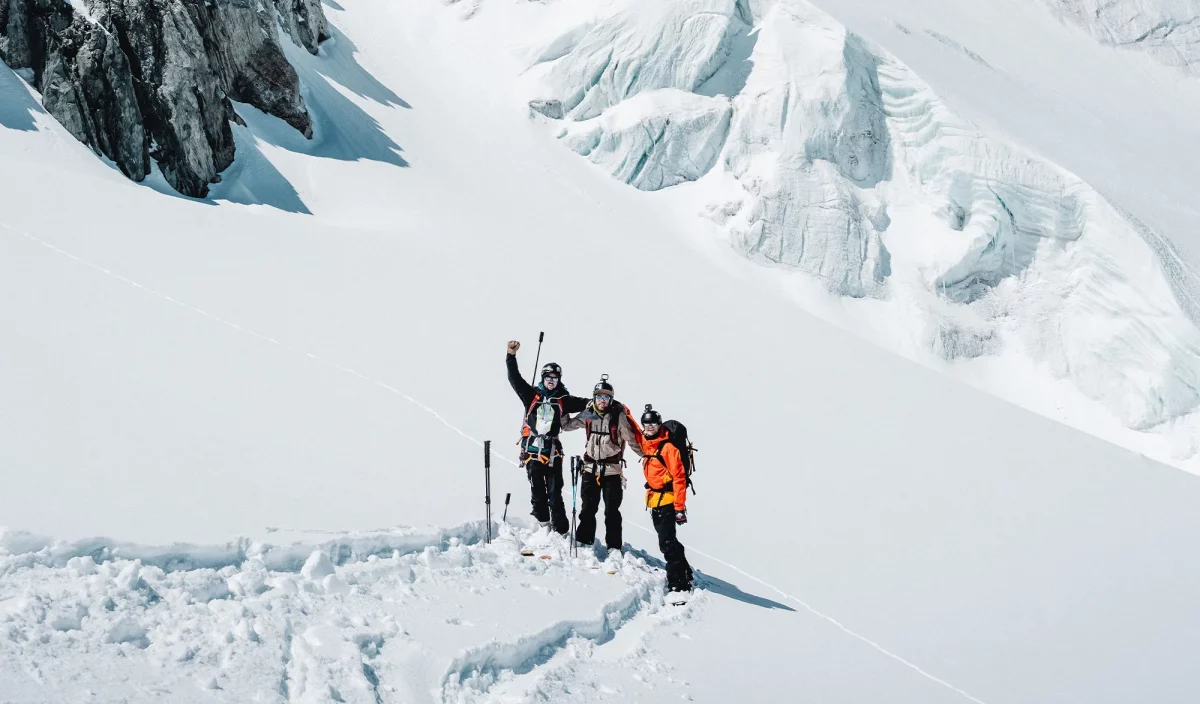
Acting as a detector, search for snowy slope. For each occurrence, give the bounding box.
[4,0,1200,702]
[1043,0,1200,75]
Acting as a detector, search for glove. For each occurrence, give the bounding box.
[507,340,520,355]
[675,510,687,525]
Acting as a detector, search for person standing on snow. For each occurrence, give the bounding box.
[561,375,643,554]
[506,340,587,535]
[638,404,693,594]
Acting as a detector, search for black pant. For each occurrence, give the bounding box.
[575,472,623,549]
[528,458,569,534]
[651,506,693,591]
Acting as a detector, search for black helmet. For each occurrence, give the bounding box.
[641,404,661,425]
[541,362,562,380]
[594,374,614,397]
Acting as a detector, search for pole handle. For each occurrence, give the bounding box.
[530,331,545,386]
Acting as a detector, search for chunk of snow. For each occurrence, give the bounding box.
[322,574,350,595]
[300,550,335,581]
[66,556,98,576]
[105,618,149,648]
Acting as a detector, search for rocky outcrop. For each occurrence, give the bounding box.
[274,0,328,55]
[1,0,148,179]
[0,0,328,197]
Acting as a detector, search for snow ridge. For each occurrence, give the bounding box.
[440,561,663,701]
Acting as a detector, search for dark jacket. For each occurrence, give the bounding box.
[507,354,588,461]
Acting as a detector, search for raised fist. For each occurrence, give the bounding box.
[507,340,520,355]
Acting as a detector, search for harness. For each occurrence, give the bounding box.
[519,392,566,466]
[584,407,623,445]
[582,402,633,482]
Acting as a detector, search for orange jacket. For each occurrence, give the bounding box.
[639,431,687,512]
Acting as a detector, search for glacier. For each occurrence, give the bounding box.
[522,0,1200,448]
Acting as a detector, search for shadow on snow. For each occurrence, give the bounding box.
[626,545,795,611]
[0,67,43,132]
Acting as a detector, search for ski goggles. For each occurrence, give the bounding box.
[542,375,561,384]
[593,393,613,402]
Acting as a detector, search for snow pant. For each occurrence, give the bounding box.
[527,458,569,534]
[651,506,693,591]
[575,472,623,549]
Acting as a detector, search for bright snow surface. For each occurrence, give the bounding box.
[3,0,1200,702]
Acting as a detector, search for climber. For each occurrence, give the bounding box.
[506,340,588,535]
[638,404,693,595]
[561,375,643,554]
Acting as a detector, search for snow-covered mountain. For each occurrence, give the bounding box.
[4,0,1200,702]
[520,0,1200,452]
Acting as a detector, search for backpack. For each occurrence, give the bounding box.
[585,401,635,446]
[655,419,697,494]
[519,392,567,465]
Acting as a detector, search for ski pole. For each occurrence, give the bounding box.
[570,456,580,557]
[484,440,492,543]
[502,493,511,523]
[529,331,545,385]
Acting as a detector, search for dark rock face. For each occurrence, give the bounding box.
[0,0,327,197]
[1,0,148,179]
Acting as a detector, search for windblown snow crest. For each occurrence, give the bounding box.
[523,0,1200,445]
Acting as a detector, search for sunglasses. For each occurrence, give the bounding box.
[543,375,560,383]
[594,393,613,402]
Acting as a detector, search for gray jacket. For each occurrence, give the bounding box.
[562,401,643,476]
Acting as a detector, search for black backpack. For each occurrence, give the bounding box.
[658,419,697,494]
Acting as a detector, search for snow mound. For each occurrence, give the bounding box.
[0,524,681,703]
[524,0,1200,436]
[1043,0,1200,75]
